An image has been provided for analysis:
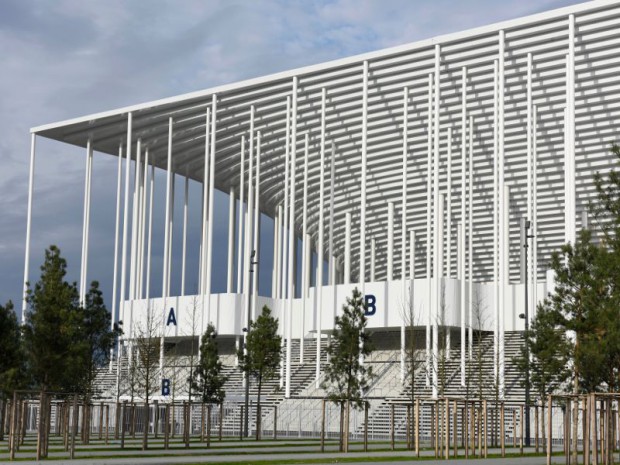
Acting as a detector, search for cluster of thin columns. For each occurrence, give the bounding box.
[21,17,579,401]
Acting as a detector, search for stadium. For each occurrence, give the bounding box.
[22,0,620,437]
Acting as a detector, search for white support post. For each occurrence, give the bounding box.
[387,202,394,280]
[245,106,255,345]
[500,183,509,399]
[80,138,93,305]
[493,58,499,382]
[161,117,174,376]
[129,139,141,302]
[253,131,261,320]
[181,176,189,296]
[460,66,467,384]
[145,165,155,300]
[468,116,474,362]
[533,105,539,316]
[316,87,327,386]
[206,95,217,326]
[344,213,351,285]
[236,136,245,293]
[527,52,534,323]
[276,204,283,298]
[227,185,236,293]
[200,109,211,297]
[272,208,280,297]
[360,60,368,288]
[286,77,298,399]
[431,44,440,399]
[22,133,36,321]
[566,14,576,245]
[409,230,415,281]
[400,87,409,383]
[281,99,290,303]
[110,143,123,368]
[446,128,452,278]
[498,30,506,399]
[426,72,432,388]
[328,142,336,285]
[300,133,309,363]
[119,114,132,358]
[370,238,376,282]
[138,150,149,299]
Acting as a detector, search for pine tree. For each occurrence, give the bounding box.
[0,300,26,398]
[23,245,82,392]
[237,305,281,440]
[322,288,374,452]
[192,323,227,404]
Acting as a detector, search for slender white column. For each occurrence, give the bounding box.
[236,136,245,293]
[316,87,326,386]
[328,142,336,285]
[276,204,283,297]
[500,183,509,398]
[498,30,506,399]
[138,150,149,299]
[286,77,298,398]
[344,212,351,284]
[401,87,408,281]
[446,128,452,278]
[200,110,211,296]
[129,139,141,301]
[300,133,309,363]
[181,176,189,296]
[468,116,474,362]
[387,202,394,280]
[119,114,132,340]
[272,208,280,297]
[281,99,290,301]
[533,105,539,315]
[459,221,465,385]
[432,193,444,397]
[228,185,236,293]
[205,95,217,325]
[493,58,499,382]
[400,87,409,383]
[110,143,123,367]
[526,52,534,321]
[253,131,261,320]
[244,106,255,325]
[360,60,368,287]
[167,173,175,297]
[460,67,467,382]
[566,14,576,245]
[370,238,376,282]
[409,230,415,280]
[426,72,432,388]
[145,165,155,300]
[22,133,37,320]
[80,138,93,304]
[160,117,173,375]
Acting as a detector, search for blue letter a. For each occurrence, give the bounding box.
[166,307,177,326]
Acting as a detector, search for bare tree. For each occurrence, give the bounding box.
[466,287,490,401]
[186,296,201,400]
[132,304,162,450]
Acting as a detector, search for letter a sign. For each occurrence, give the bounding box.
[166,307,177,326]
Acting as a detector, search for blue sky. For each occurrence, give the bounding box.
[0,0,584,317]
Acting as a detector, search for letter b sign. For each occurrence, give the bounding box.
[364,294,377,316]
[161,379,171,396]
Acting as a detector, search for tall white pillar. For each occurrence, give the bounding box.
[400,87,409,383]
[498,30,506,399]
[468,116,474,362]
[328,142,336,285]
[281,99,290,303]
[387,202,394,281]
[285,76,298,398]
[227,185,236,293]
[110,143,123,367]
[252,131,261,321]
[129,139,142,302]
[493,58,500,383]
[145,165,155,300]
[236,136,245,293]
[344,213,351,284]
[160,117,174,375]
[460,67,467,383]
[360,60,368,287]
[22,133,37,321]
[459,221,465,386]
[200,109,211,297]
[565,14,576,245]
[426,72,433,388]
[316,87,327,386]
[119,114,132,341]
[533,105,539,317]
[370,238,376,282]
[205,95,218,325]
[300,133,309,363]
[181,176,189,296]
[446,128,452,278]
[138,150,149,299]
[409,230,415,281]
[80,138,93,304]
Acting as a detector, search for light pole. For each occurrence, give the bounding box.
[243,250,257,438]
[520,220,535,447]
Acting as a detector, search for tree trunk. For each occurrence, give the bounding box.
[142,400,149,450]
[256,377,262,441]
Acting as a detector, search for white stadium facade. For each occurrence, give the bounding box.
[23,0,620,404]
